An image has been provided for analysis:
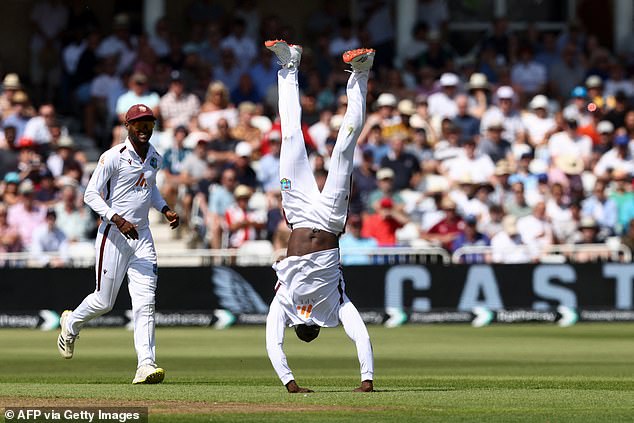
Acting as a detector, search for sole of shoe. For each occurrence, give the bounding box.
[342,48,376,63]
[133,368,165,384]
[264,39,287,48]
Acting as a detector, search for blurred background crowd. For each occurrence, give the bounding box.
[2,0,634,266]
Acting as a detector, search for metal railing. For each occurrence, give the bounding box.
[452,243,632,264]
[0,243,628,268]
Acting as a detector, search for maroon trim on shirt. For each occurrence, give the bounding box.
[96,224,112,291]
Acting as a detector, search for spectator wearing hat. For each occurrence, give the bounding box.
[451,214,490,260]
[96,13,138,75]
[3,91,34,144]
[511,44,547,102]
[0,203,22,263]
[582,179,617,239]
[452,94,480,144]
[115,72,160,123]
[573,217,604,261]
[421,195,464,250]
[549,43,586,101]
[159,70,201,129]
[595,120,615,154]
[257,130,281,193]
[550,154,585,199]
[361,196,408,247]
[224,184,266,248]
[427,72,460,119]
[361,92,403,143]
[491,215,531,263]
[30,209,69,268]
[481,86,526,143]
[230,141,258,189]
[339,214,379,265]
[593,134,634,178]
[0,73,22,120]
[490,160,515,205]
[477,117,513,164]
[366,167,405,214]
[0,172,21,206]
[46,135,80,178]
[585,75,605,108]
[465,73,491,119]
[7,179,46,250]
[562,86,592,127]
[522,95,556,147]
[379,133,421,191]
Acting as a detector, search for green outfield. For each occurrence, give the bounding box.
[1,324,634,422]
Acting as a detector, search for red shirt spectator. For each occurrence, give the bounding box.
[361,197,408,246]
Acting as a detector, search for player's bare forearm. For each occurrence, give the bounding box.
[161,206,180,229]
[285,380,313,393]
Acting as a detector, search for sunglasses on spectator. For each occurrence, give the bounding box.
[128,121,155,131]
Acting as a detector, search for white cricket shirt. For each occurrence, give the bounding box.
[84,138,167,230]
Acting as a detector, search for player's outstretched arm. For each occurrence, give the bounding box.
[353,380,374,392]
[286,380,314,393]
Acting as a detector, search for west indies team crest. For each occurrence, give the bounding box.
[150,157,158,169]
[280,178,291,191]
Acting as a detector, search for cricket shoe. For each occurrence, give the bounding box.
[132,364,165,384]
[265,39,303,69]
[57,310,78,359]
[343,48,375,72]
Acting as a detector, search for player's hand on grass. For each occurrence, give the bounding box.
[112,214,139,240]
[286,380,313,393]
[164,209,180,229]
[353,380,374,392]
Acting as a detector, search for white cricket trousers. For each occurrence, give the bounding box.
[278,66,368,234]
[66,222,158,367]
[266,296,374,385]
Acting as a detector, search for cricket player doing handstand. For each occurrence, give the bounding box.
[264,40,375,393]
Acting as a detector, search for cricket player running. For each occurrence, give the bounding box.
[57,104,179,384]
[264,40,375,393]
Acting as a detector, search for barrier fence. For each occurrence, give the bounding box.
[2,262,634,328]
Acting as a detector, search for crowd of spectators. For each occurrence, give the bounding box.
[2,0,634,266]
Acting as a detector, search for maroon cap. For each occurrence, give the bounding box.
[125,104,156,122]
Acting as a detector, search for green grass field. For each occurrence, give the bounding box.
[1,324,634,422]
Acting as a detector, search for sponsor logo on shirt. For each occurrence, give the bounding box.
[280,178,291,191]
